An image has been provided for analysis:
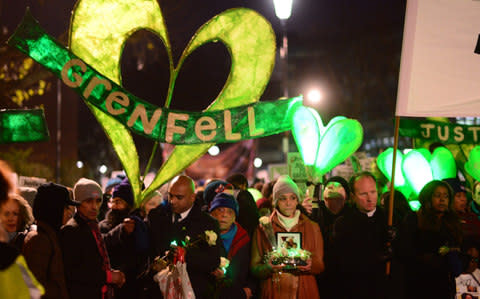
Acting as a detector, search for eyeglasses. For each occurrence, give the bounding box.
[103,194,112,202]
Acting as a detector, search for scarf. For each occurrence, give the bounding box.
[276,210,300,232]
[79,213,112,299]
[221,223,237,253]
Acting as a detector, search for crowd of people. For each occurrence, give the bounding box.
[1,158,480,299]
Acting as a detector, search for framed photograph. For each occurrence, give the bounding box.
[276,232,302,250]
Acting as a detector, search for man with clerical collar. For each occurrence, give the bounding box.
[148,175,221,299]
[61,178,127,299]
[330,172,388,299]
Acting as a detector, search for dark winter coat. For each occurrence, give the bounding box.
[148,201,221,299]
[234,189,260,238]
[331,206,388,299]
[99,209,148,299]
[23,221,69,299]
[217,223,255,299]
[60,213,126,299]
[398,212,461,299]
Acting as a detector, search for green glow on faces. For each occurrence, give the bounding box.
[292,107,363,176]
[402,150,433,196]
[430,147,456,180]
[465,146,480,182]
[70,1,276,205]
[408,200,421,211]
[377,148,405,187]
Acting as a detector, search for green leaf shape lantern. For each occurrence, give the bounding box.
[465,146,480,182]
[377,148,406,187]
[70,0,276,205]
[430,146,456,180]
[402,150,433,196]
[401,147,457,197]
[291,106,363,178]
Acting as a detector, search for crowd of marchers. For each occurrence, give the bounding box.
[1,159,480,299]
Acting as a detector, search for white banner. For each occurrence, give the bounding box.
[396,0,480,117]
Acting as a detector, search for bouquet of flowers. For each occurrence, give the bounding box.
[153,230,218,299]
[265,246,311,269]
[259,216,311,269]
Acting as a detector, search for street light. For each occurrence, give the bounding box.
[273,0,293,162]
[273,0,293,98]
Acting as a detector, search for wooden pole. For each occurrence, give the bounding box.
[386,116,400,275]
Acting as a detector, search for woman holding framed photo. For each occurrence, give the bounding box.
[251,175,325,298]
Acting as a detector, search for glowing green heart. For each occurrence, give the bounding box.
[70,0,275,204]
[376,148,414,199]
[291,106,363,178]
[377,146,457,199]
[465,146,480,182]
[377,148,406,187]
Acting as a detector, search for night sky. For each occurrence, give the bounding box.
[1,0,407,173]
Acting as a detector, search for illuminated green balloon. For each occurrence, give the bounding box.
[402,150,433,196]
[70,0,275,205]
[408,200,421,212]
[377,148,405,187]
[291,105,322,166]
[315,118,363,176]
[465,146,480,182]
[291,107,363,177]
[430,147,456,180]
[417,148,431,162]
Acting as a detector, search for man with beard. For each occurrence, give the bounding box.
[99,178,146,299]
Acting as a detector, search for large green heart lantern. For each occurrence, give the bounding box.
[378,146,457,197]
[291,105,363,180]
[68,0,276,203]
[465,146,480,182]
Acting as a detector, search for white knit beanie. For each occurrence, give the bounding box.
[272,175,301,206]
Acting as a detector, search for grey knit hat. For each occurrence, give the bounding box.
[272,175,301,206]
[74,178,103,203]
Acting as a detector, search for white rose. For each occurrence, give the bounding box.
[259,216,270,225]
[205,230,217,246]
[220,257,230,269]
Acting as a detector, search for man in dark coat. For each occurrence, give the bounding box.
[331,172,388,299]
[60,178,128,299]
[148,175,221,299]
[99,178,147,299]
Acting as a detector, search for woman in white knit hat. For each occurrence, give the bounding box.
[251,175,325,298]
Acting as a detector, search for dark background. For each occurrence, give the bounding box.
[0,0,407,183]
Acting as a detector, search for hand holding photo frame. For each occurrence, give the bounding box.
[265,232,310,269]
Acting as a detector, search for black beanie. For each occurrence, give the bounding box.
[112,178,134,207]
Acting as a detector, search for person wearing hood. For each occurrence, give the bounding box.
[23,182,80,299]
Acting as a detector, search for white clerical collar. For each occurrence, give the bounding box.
[173,206,193,223]
[366,208,376,217]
